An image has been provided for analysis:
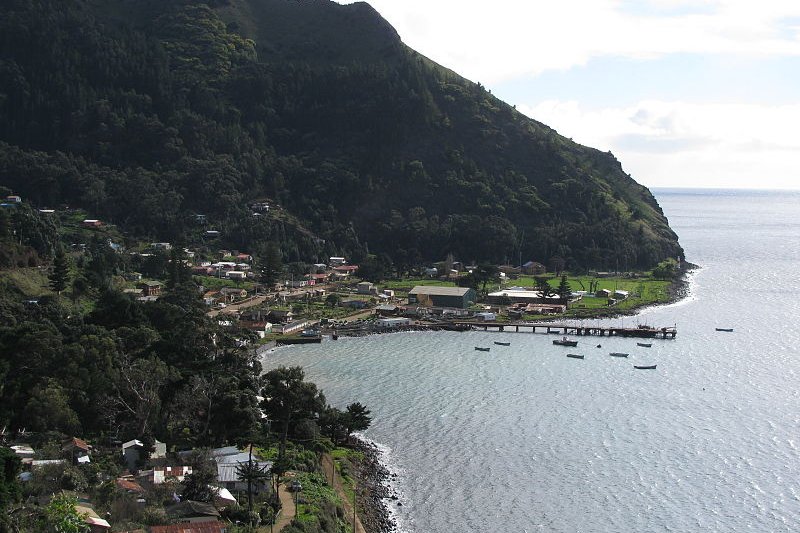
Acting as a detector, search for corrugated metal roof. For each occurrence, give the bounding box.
[216,460,272,483]
[408,286,471,296]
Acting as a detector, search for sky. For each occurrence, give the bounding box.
[336,0,800,189]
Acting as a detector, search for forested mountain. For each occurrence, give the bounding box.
[0,0,683,269]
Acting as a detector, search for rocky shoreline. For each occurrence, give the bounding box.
[349,438,400,533]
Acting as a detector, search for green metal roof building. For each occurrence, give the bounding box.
[407,286,476,309]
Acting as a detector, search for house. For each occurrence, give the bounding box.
[308,273,330,283]
[236,253,252,262]
[138,281,162,297]
[276,320,311,335]
[329,256,346,266]
[211,447,272,494]
[613,289,630,300]
[10,445,35,461]
[595,289,611,298]
[205,230,220,237]
[424,267,438,277]
[62,437,91,464]
[75,504,111,532]
[151,242,172,251]
[524,303,566,314]
[6,195,21,203]
[268,309,294,323]
[225,271,247,280]
[192,266,214,276]
[82,219,102,228]
[210,261,235,272]
[341,299,368,309]
[202,291,220,306]
[521,261,546,275]
[122,439,165,471]
[474,312,496,322]
[377,317,412,329]
[122,440,145,471]
[375,304,400,316]
[124,272,143,282]
[239,321,273,338]
[115,477,146,495]
[139,465,193,485]
[407,286,476,309]
[487,289,567,306]
[219,287,247,301]
[357,281,375,295]
[165,501,220,523]
[382,289,395,298]
[332,265,359,277]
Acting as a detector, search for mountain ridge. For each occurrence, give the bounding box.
[0,0,683,269]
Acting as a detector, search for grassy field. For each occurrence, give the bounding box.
[381,278,456,291]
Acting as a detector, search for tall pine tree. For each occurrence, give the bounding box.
[49,247,70,294]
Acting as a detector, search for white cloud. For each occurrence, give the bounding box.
[519,100,800,188]
[339,0,800,83]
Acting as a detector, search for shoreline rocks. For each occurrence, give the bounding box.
[349,437,398,533]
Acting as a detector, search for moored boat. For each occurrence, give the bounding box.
[636,342,652,347]
[475,347,490,352]
[715,328,734,332]
[494,341,511,346]
[634,364,657,369]
[553,337,578,347]
[609,352,629,357]
[567,353,584,359]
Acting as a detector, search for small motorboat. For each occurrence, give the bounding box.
[715,328,734,332]
[553,337,578,347]
[609,352,629,357]
[596,344,602,348]
[636,342,652,348]
[634,364,657,369]
[494,341,511,346]
[567,353,584,359]
[475,347,490,352]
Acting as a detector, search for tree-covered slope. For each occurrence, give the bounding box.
[0,0,683,269]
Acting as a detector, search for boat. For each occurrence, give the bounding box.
[609,352,629,357]
[636,342,652,348]
[494,341,511,346]
[715,328,734,332]
[475,347,490,352]
[634,364,657,369]
[553,337,578,347]
[567,353,584,359]
[300,329,320,337]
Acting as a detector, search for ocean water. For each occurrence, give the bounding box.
[262,189,800,532]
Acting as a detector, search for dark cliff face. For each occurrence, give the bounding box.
[0,0,682,268]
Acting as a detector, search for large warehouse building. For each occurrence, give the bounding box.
[407,286,477,309]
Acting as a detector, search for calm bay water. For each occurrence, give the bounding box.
[262,189,800,532]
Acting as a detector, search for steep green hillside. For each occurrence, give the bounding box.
[0,0,683,269]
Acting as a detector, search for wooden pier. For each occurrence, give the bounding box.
[451,322,677,339]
